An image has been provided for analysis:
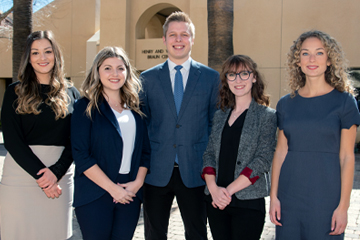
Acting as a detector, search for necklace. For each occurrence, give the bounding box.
[232,109,246,119]
[107,97,121,108]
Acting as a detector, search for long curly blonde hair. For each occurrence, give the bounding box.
[81,46,143,118]
[15,30,71,120]
[287,30,354,96]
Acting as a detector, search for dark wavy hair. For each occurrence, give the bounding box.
[218,55,270,111]
[15,30,71,120]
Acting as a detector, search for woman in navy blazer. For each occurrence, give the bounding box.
[71,47,150,240]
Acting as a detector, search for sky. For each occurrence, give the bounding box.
[0,0,54,13]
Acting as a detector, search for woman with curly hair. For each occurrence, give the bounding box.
[71,46,150,239]
[270,30,360,239]
[202,55,277,239]
[0,30,79,240]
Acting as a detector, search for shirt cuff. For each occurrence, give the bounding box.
[240,167,259,185]
[201,167,216,180]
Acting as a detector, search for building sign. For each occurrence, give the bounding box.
[142,49,168,59]
[136,39,167,70]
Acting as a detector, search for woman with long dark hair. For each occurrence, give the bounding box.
[0,30,79,240]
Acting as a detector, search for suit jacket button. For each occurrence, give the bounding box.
[173,144,177,148]
[176,124,180,128]
[236,161,241,165]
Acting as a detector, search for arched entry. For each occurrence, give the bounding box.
[135,4,180,70]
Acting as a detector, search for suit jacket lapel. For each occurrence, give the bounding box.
[99,98,122,138]
[159,61,178,119]
[178,60,200,120]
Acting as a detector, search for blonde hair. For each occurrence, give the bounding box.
[15,30,71,120]
[81,46,143,118]
[287,30,354,96]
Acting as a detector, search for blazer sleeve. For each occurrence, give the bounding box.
[245,108,277,178]
[71,98,98,174]
[139,118,151,170]
[139,73,151,125]
[1,84,46,179]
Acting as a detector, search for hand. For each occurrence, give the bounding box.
[209,186,231,210]
[36,168,57,190]
[42,184,62,199]
[330,207,347,235]
[110,184,136,204]
[118,180,142,196]
[269,196,282,226]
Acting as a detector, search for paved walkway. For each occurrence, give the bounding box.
[0,129,359,239]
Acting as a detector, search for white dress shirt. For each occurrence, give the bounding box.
[167,57,192,92]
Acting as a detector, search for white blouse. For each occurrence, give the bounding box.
[111,108,136,174]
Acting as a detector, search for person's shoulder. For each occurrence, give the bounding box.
[214,108,228,117]
[74,97,90,108]
[6,81,20,91]
[279,93,292,102]
[141,62,166,76]
[4,81,20,99]
[334,89,354,99]
[213,108,230,122]
[67,84,81,99]
[192,60,219,75]
[253,102,276,117]
[259,104,276,114]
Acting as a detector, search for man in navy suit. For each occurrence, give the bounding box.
[140,11,220,240]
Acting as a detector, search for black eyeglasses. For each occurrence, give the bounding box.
[226,71,252,81]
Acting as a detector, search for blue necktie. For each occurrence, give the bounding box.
[174,65,183,115]
[174,65,183,164]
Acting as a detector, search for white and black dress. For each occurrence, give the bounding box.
[0,82,79,240]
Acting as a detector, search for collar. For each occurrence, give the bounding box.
[167,57,192,72]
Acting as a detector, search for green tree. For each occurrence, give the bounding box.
[207,0,234,72]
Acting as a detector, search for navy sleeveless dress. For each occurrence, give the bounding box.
[276,89,360,240]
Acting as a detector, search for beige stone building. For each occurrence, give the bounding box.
[0,0,359,109]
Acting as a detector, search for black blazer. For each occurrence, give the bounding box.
[71,96,150,207]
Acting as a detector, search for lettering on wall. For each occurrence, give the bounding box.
[141,49,168,59]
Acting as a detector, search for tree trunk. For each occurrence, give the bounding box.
[12,0,33,82]
[207,0,234,73]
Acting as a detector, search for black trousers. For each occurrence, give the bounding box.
[75,174,141,240]
[206,201,265,240]
[143,167,208,240]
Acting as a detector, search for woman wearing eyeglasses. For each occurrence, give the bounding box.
[202,55,277,240]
